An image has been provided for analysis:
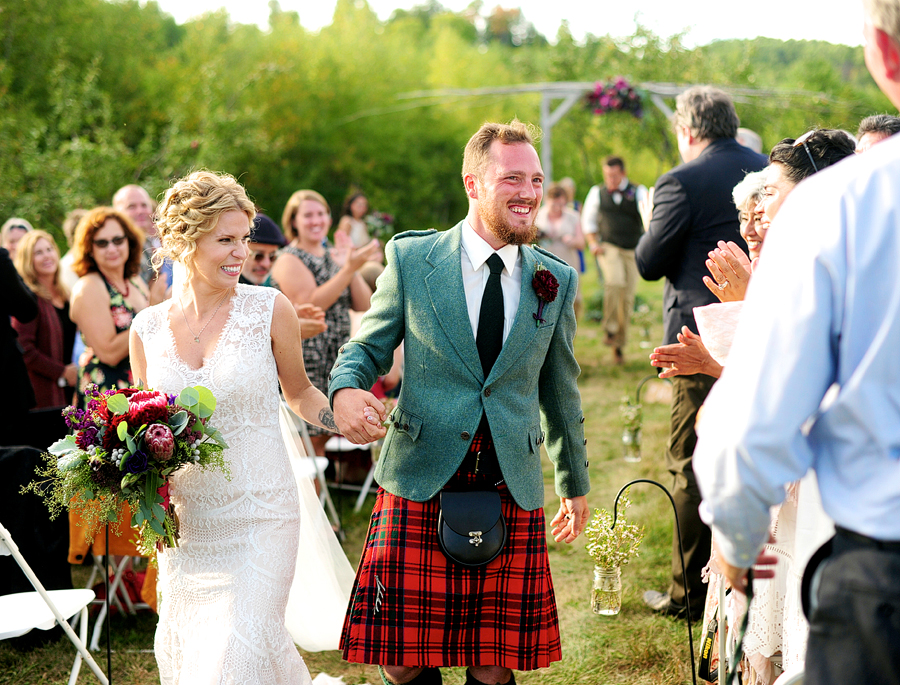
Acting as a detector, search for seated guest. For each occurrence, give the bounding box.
[855,112,900,152]
[12,230,78,409]
[69,207,148,407]
[1,217,33,261]
[241,212,327,340]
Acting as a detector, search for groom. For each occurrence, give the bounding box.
[331,120,590,685]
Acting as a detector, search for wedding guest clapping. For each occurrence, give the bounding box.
[270,189,377,457]
[69,207,148,407]
[239,212,326,340]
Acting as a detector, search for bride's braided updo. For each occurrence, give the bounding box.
[154,171,256,272]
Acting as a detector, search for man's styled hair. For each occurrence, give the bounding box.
[673,86,740,142]
[603,156,625,170]
[462,119,540,182]
[768,129,856,185]
[857,113,900,139]
[864,0,900,44]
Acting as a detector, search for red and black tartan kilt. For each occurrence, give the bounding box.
[340,469,562,671]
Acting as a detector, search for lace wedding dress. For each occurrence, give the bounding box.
[133,285,313,685]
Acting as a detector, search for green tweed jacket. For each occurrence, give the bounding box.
[328,222,590,511]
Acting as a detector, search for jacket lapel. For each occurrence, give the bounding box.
[425,224,485,383]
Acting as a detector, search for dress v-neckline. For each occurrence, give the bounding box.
[165,289,240,372]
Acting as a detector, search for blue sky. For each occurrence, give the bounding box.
[151,0,866,48]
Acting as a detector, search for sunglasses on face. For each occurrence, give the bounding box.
[249,250,278,263]
[93,235,127,249]
[793,131,819,173]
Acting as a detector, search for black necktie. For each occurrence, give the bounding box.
[476,253,505,377]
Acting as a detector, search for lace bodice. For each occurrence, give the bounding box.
[132,285,311,685]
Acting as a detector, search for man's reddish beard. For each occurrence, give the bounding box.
[477,196,538,246]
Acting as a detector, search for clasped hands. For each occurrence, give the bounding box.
[649,326,722,379]
[332,388,388,445]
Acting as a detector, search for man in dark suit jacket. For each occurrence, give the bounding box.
[635,86,767,617]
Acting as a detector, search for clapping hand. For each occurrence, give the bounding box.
[702,240,752,302]
[332,238,380,271]
[649,326,722,379]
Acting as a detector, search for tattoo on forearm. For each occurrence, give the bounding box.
[319,409,338,432]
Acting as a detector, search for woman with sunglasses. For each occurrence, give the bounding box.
[69,206,149,408]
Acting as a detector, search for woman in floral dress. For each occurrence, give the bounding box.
[69,206,148,408]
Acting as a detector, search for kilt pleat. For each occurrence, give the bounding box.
[340,472,562,670]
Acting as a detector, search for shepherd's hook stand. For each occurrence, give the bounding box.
[611,479,696,685]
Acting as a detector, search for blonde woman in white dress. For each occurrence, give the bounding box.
[130,171,386,684]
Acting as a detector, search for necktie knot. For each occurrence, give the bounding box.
[486,253,504,276]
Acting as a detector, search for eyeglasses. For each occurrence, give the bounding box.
[93,235,127,249]
[249,250,278,263]
[792,131,819,173]
[7,224,28,231]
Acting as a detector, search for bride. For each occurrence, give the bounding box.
[130,171,386,684]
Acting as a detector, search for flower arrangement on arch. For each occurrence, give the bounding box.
[23,384,230,555]
[585,77,643,118]
[584,490,645,570]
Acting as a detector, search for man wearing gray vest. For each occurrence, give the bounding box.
[581,156,647,364]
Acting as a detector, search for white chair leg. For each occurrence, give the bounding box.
[68,605,88,685]
[354,463,377,513]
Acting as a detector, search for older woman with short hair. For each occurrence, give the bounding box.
[69,207,148,407]
[1,217,33,260]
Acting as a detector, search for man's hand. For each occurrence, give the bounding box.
[715,534,778,595]
[550,495,589,543]
[332,387,387,444]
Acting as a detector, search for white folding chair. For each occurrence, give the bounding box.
[281,402,342,533]
[0,522,109,685]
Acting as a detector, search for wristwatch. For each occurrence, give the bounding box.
[57,376,67,388]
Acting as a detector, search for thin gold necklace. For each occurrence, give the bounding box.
[181,289,231,343]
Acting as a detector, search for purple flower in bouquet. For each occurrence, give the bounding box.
[125,450,150,474]
[75,426,101,450]
[585,77,643,118]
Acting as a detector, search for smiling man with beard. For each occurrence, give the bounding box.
[330,120,590,685]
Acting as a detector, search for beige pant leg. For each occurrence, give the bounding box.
[597,244,637,348]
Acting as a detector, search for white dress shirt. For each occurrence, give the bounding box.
[581,177,648,235]
[694,135,900,568]
[460,220,521,344]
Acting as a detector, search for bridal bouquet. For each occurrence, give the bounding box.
[24,384,229,555]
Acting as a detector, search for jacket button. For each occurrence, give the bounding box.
[584,460,589,467]
[583,438,588,445]
[580,416,585,423]
[389,414,394,422]
[339,346,345,354]
[484,387,491,397]
[403,423,410,431]
[461,431,470,440]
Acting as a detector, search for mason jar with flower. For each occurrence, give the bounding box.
[584,491,644,615]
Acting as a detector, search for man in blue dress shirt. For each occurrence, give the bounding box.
[694,1,900,681]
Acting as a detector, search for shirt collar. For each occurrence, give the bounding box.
[617,177,629,192]
[461,220,519,275]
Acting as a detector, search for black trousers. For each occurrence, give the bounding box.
[665,373,715,612]
[805,527,900,685]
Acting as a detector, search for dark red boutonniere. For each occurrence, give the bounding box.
[532,263,559,326]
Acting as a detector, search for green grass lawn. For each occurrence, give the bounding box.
[0,272,705,684]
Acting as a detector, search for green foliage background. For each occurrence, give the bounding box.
[0,0,892,243]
